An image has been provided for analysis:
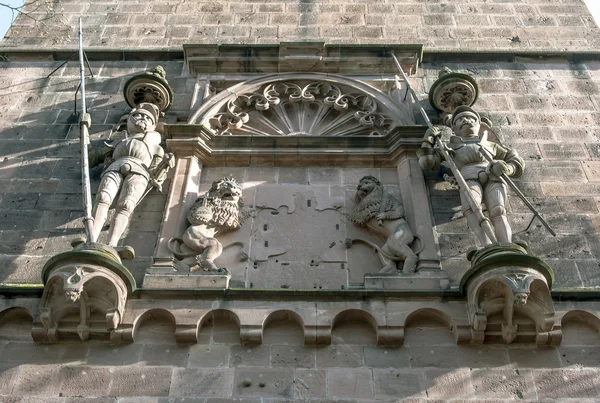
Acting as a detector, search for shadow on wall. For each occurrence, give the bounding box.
[0,62,167,286]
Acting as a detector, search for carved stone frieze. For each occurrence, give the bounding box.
[208,81,394,137]
[461,243,559,345]
[33,244,136,343]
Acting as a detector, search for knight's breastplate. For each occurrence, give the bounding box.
[112,138,153,165]
[450,140,488,180]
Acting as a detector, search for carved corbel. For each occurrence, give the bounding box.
[377,325,404,346]
[175,324,198,344]
[461,243,558,346]
[35,244,136,343]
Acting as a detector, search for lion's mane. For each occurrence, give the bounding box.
[347,177,404,226]
[187,177,244,229]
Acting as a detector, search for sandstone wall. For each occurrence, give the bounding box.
[1,301,600,401]
[1,0,599,50]
[1,59,600,290]
[1,0,600,401]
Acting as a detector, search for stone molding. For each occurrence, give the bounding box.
[1,297,580,346]
[183,43,423,75]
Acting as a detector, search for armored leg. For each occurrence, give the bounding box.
[107,174,148,247]
[461,180,492,246]
[91,171,121,243]
[484,181,511,243]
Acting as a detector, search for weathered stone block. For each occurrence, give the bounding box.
[540,143,589,160]
[409,345,459,368]
[316,345,364,368]
[534,369,600,399]
[86,344,143,366]
[0,365,19,395]
[372,369,426,400]
[59,366,112,397]
[1,342,65,364]
[108,367,172,397]
[171,368,234,398]
[507,347,562,368]
[560,347,600,367]
[230,345,270,367]
[363,346,410,368]
[12,364,63,396]
[271,345,315,368]
[471,369,536,400]
[188,345,230,368]
[424,368,474,400]
[233,368,294,398]
[140,344,189,367]
[457,346,510,368]
[327,368,373,399]
[294,369,326,399]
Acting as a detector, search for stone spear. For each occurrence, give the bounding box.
[391,52,498,243]
[78,18,95,243]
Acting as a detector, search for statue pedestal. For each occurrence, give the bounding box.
[460,242,559,345]
[363,269,450,291]
[143,268,231,289]
[33,243,136,343]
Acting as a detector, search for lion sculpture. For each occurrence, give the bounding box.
[346,175,419,273]
[169,177,246,272]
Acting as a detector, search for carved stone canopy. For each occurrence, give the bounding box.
[167,73,425,166]
[33,245,136,343]
[190,73,409,137]
[461,244,559,346]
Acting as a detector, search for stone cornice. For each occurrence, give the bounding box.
[3,47,600,64]
[165,124,426,167]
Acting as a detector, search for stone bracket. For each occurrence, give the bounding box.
[461,244,559,346]
[33,245,136,343]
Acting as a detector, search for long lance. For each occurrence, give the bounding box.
[478,146,556,236]
[78,18,95,243]
[391,52,498,243]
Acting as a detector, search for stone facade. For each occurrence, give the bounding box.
[2,0,600,401]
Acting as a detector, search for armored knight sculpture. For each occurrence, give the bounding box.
[89,102,174,247]
[418,106,524,246]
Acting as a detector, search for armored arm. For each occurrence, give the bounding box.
[488,144,524,179]
[149,152,175,192]
[417,127,443,171]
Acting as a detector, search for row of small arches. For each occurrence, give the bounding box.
[2,306,600,345]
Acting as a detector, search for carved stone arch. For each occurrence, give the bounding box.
[404,307,467,345]
[0,307,33,341]
[189,73,409,137]
[331,308,379,344]
[560,310,600,345]
[197,309,241,344]
[133,308,177,343]
[262,309,305,345]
